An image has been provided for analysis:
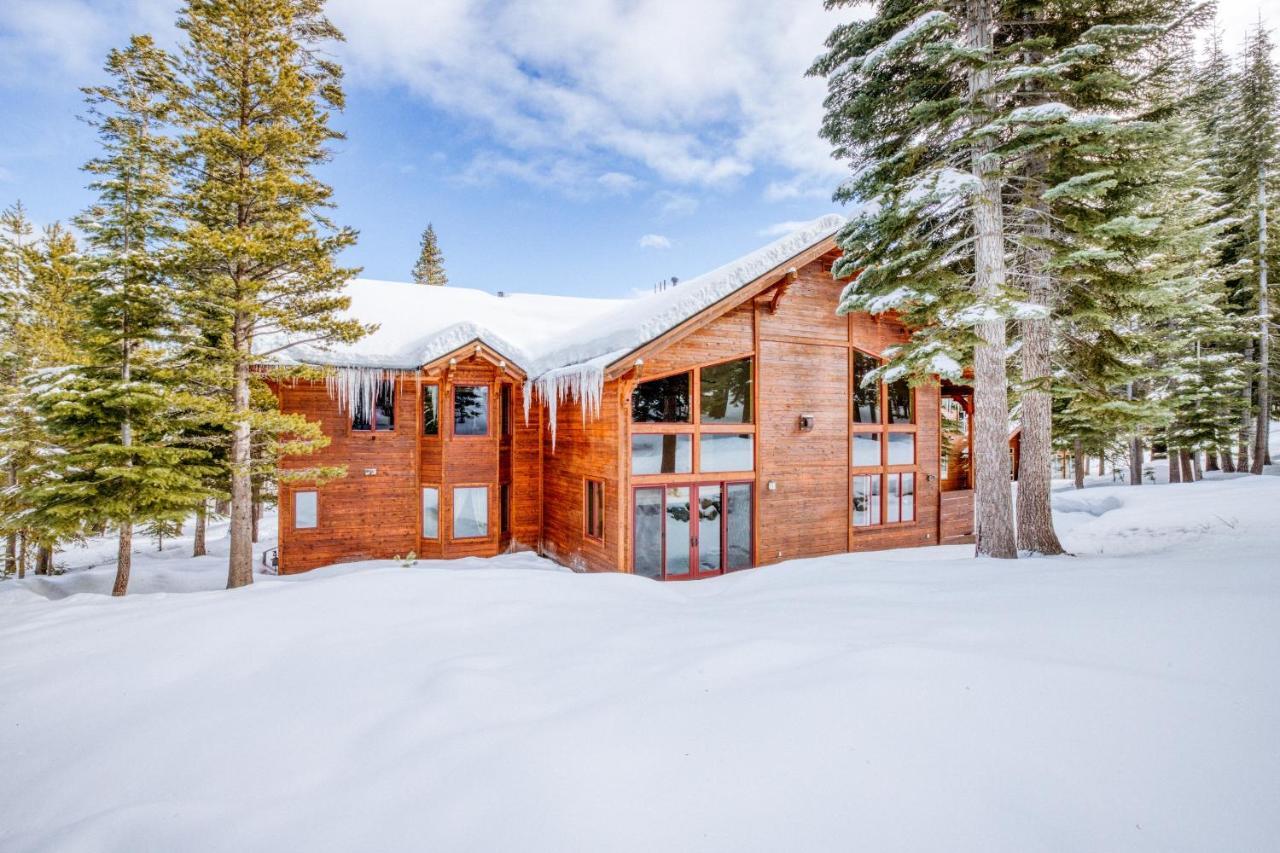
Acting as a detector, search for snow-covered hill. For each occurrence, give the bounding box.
[1,474,1278,852]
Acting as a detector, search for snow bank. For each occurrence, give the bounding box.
[2,476,1278,852]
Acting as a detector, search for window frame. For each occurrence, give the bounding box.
[452,383,492,439]
[422,383,440,437]
[630,355,757,481]
[850,348,919,529]
[293,490,318,530]
[450,484,491,540]
[584,478,605,541]
[349,378,398,434]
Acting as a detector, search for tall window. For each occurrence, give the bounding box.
[294,491,317,529]
[584,479,604,540]
[500,483,511,535]
[352,381,395,431]
[454,385,489,436]
[500,384,512,438]
[422,385,439,436]
[851,350,917,527]
[630,358,755,476]
[422,487,439,538]
[453,486,489,538]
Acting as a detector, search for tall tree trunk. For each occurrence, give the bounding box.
[1072,438,1085,490]
[1206,450,1219,471]
[1168,434,1182,484]
[113,523,131,597]
[1221,447,1236,473]
[251,491,261,544]
[4,459,15,576]
[1129,436,1143,485]
[1252,163,1270,474]
[35,545,52,575]
[1238,342,1253,471]
[227,349,254,588]
[966,0,1017,559]
[193,501,207,557]
[17,532,26,579]
[1192,451,1203,481]
[1015,163,1063,554]
[1179,448,1194,483]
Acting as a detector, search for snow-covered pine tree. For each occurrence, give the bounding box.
[169,0,369,588]
[31,36,215,596]
[812,0,1020,558]
[412,223,448,286]
[1224,23,1278,474]
[0,203,34,577]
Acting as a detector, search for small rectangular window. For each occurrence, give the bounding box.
[422,487,439,538]
[853,351,881,424]
[500,483,511,534]
[887,432,915,465]
[352,380,395,431]
[631,373,691,423]
[454,385,490,436]
[700,358,753,424]
[294,491,317,529]
[501,385,512,437]
[423,385,439,436]
[585,479,604,540]
[887,378,914,424]
[453,486,489,538]
[631,433,692,475]
[853,433,881,467]
[852,475,880,527]
[699,433,753,472]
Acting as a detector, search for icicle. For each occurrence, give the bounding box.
[529,359,606,451]
[322,366,413,415]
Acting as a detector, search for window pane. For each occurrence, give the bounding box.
[422,487,439,538]
[853,351,881,424]
[586,480,604,539]
[633,489,663,579]
[887,474,901,523]
[454,386,489,436]
[902,473,915,522]
[699,433,753,472]
[374,382,395,430]
[500,483,511,534]
[887,432,915,465]
[887,378,914,424]
[697,485,722,573]
[423,386,439,435]
[453,486,488,538]
[700,358,753,424]
[853,433,881,467]
[351,394,371,431]
[501,385,512,437]
[665,486,691,576]
[631,373,691,423]
[294,491,317,529]
[726,483,753,571]
[631,433,692,475]
[853,475,881,527]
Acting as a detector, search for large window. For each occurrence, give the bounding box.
[584,479,604,540]
[294,491,317,529]
[633,481,752,580]
[631,373,691,423]
[352,381,395,431]
[453,486,489,538]
[422,385,439,436]
[422,487,439,538]
[454,385,489,436]
[851,350,917,527]
[631,358,755,477]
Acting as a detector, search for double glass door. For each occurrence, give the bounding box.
[633,482,753,580]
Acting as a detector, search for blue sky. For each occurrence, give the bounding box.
[0,1,1271,299]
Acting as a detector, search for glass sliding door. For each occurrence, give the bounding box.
[664,487,691,577]
[633,488,664,580]
[725,483,753,571]
[632,481,754,580]
[696,485,722,575]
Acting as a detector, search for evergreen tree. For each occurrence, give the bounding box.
[169,0,368,588]
[412,222,448,286]
[30,36,214,596]
[0,203,34,577]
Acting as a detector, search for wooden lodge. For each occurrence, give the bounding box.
[270,216,986,578]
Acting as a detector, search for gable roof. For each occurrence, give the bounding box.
[268,214,846,386]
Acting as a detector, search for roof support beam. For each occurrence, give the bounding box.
[768,269,799,315]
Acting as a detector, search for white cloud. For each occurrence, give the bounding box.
[655,191,699,218]
[598,171,640,195]
[638,233,672,250]
[764,176,833,203]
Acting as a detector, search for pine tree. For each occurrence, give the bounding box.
[412,222,448,286]
[169,0,368,588]
[30,36,214,596]
[0,203,34,577]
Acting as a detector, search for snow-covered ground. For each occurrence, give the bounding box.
[2,474,1278,852]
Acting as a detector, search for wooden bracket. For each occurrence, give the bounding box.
[768,269,798,315]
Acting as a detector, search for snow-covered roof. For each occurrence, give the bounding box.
[271,213,845,381]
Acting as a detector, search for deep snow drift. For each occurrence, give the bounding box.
[2,474,1278,852]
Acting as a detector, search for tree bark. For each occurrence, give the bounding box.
[1073,438,1085,490]
[193,501,207,557]
[1129,436,1143,485]
[1179,448,1194,483]
[17,532,26,579]
[4,459,16,576]
[1168,437,1182,483]
[112,523,131,596]
[1221,447,1235,472]
[1192,451,1204,481]
[1014,160,1063,554]
[1238,342,1253,472]
[1206,450,1219,471]
[227,351,254,588]
[966,0,1017,559]
[1252,163,1270,474]
[251,492,261,544]
[35,545,52,575]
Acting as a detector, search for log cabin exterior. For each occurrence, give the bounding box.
[270,216,986,577]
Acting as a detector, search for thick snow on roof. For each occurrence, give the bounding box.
[275,283,627,371]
